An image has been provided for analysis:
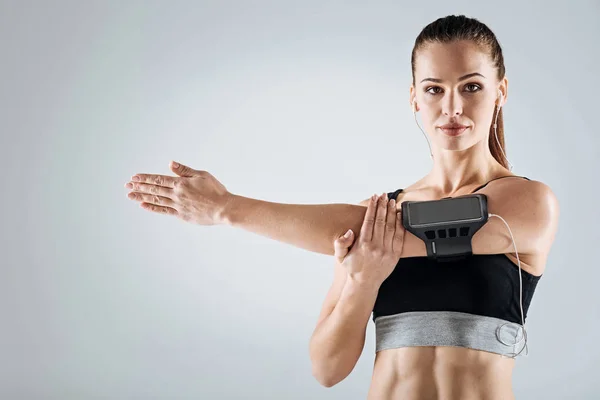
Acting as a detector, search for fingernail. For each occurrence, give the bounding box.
[173,162,179,168]
[344,229,352,237]
[132,176,140,181]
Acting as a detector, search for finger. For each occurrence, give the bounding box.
[130,174,178,188]
[126,181,174,197]
[333,241,348,263]
[334,230,354,262]
[170,161,198,178]
[140,202,179,216]
[372,193,388,245]
[392,208,405,257]
[383,199,396,250]
[128,192,177,208]
[359,194,378,243]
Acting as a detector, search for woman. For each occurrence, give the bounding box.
[125,15,559,400]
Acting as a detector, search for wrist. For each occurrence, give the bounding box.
[219,193,241,226]
[345,274,382,294]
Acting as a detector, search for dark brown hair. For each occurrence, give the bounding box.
[411,15,508,168]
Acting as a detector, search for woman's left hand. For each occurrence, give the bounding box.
[334,193,405,287]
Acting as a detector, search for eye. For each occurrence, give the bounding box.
[425,86,443,95]
[465,83,482,92]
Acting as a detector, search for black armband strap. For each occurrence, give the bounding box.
[401,194,489,263]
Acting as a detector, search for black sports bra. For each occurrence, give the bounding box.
[373,175,542,324]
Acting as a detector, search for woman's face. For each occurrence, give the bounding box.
[410,40,507,153]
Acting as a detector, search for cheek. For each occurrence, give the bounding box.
[420,95,438,109]
[473,104,496,125]
[417,100,438,119]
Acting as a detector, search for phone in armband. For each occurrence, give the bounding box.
[401,194,489,262]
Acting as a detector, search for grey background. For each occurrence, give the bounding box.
[1,0,599,399]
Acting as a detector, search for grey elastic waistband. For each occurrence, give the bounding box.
[374,311,526,357]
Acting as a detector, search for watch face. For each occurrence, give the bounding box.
[408,196,483,227]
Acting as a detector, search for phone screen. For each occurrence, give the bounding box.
[408,197,482,226]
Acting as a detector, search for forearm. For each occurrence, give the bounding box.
[309,278,379,385]
[221,194,367,256]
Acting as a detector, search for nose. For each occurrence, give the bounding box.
[442,92,463,116]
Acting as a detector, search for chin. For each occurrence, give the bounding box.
[433,131,483,152]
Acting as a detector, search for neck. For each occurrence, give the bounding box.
[427,140,508,196]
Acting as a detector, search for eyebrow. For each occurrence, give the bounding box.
[420,72,486,84]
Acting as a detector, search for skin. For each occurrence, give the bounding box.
[322,41,555,399]
[124,40,560,399]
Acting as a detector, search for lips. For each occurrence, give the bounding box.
[439,124,469,137]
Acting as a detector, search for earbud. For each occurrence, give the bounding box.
[492,88,513,171]
[412,99,417,113]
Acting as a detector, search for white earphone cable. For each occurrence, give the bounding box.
[412,101,433,159]
[489,213,529,359]
[492,92,514,171]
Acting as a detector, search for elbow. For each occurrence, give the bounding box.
[308,327,363,387]
[309,347,354,388]
[311,363,345,388]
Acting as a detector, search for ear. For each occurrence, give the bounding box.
[409,85,418,112]
[497,77,508,107]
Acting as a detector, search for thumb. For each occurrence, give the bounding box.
[334,229,354,262]
[170,161,198,177]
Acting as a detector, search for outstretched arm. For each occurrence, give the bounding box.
[222,194,378,256]
[125,163,380,256]
[126,163,558,273]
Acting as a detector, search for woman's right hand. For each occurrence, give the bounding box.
[125,161,233,225]
[333,193,405,287]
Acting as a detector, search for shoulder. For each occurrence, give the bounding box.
[485,177,559,217]
[481,177,560,256]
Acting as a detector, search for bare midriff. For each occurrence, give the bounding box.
[367,346,516,400]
